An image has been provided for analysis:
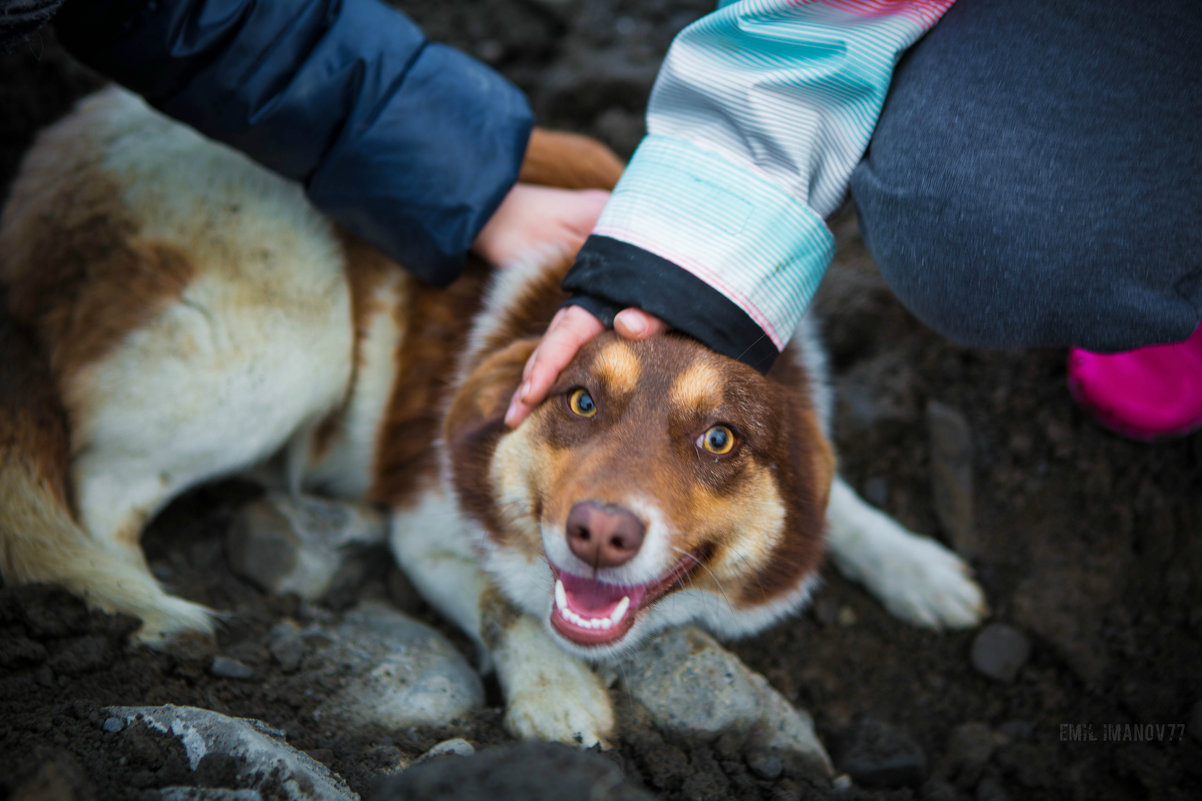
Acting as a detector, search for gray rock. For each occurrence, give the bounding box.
[942,722,996,789]
[837,718,926,789]
[226,492,388,600]
[976,776,1010,801]
[926,400,977,558]
[970,624,1032,684]
[159,789,263,801]
[102,716,125,733]
[313,601,483,729]
[615,626,833,780]
[106,705,357,801]
[372,741,653,801]
[617,626,760,734]
[267,621,310,673]
[208,656,256,681]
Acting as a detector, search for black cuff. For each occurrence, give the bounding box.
[562,235,779,373]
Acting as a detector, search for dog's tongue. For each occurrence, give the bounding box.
[559,571,642,613]
[551,571,647,646]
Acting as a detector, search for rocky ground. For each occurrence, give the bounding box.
[2,2,1201,800]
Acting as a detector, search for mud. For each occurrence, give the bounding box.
[2,2,1200,799]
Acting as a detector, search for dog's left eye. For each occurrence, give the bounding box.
[567,387,597,418]
[698,424,736,455]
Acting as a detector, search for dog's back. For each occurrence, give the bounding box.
[0,87,625,639]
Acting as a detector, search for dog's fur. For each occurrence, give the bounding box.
[0,88,985,744]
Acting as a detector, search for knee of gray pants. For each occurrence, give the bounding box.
[849,0,1202,352]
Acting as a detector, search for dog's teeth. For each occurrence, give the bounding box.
[554,580,629,631]
[610,596,630,624]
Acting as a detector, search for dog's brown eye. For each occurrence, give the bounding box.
[567,388,597,418]
[698,424,735,455]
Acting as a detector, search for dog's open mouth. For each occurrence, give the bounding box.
[549,556,697,647]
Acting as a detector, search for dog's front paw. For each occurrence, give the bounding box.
[494,616,614,746]
[827,478,987,629]
[864,531,987,629]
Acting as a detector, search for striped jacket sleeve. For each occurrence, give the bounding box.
[563,0,954,370]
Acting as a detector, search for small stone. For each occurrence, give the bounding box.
[267,622,308,673]
[997,720,1034,744]
[838,718,927,789]
[208,656,256,681]
[942,722,995,788]
[921,778,959,801]
[812,598,839,627]
[313,602,483,729]
[975,776,1009,801]
[836,606,857,627]
[927,400,978,558]
[970,624,1032,684]
[831,774,853,793]
[746,748,783,780]
[226,492,388,600]
[416,738,476,763]
[1190,700,1202,744]
[102,717,125,733]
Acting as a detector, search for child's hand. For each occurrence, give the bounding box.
[472,183,609,268]
[505,305,667,427]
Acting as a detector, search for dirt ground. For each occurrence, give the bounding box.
[2,2,1201,799]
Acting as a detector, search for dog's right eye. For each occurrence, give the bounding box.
[567,388,597,418]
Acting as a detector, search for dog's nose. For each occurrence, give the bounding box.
[566,501,646,568]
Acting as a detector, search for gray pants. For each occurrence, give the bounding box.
[850,0,1201,352]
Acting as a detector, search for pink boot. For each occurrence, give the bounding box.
[1068,323,1202,441]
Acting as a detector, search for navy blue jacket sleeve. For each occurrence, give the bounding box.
[54,0,533,286]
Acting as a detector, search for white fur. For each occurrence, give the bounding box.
[493,615,615,746]
[70,90,354,546]
[389,488,489,650]
[302,271,408,498]
[825,477,987,628]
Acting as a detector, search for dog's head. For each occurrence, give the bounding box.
[445,269,834,659]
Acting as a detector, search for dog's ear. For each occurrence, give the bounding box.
[520,129,624,191]
[443,337,539,527]
[788,392,836,520]
[445,337,539,448]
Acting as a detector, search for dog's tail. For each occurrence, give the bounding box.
[0,311,212,639]
[520,128,625,191]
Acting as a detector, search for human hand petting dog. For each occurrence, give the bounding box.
[505,304,667,427]
[474,181,666,429]
[471,182,609,268]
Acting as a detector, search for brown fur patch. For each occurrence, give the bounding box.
[367,254,491,507]
[444,337,540,540]
[0,102,196,385]
[594,341,641,398]
[0,314,72,509]
[669,361,722,413]
[520,129,624,191]
[729,348,834,607]
[1,177,195,384]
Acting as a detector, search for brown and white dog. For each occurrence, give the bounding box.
[0,88,984,744]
